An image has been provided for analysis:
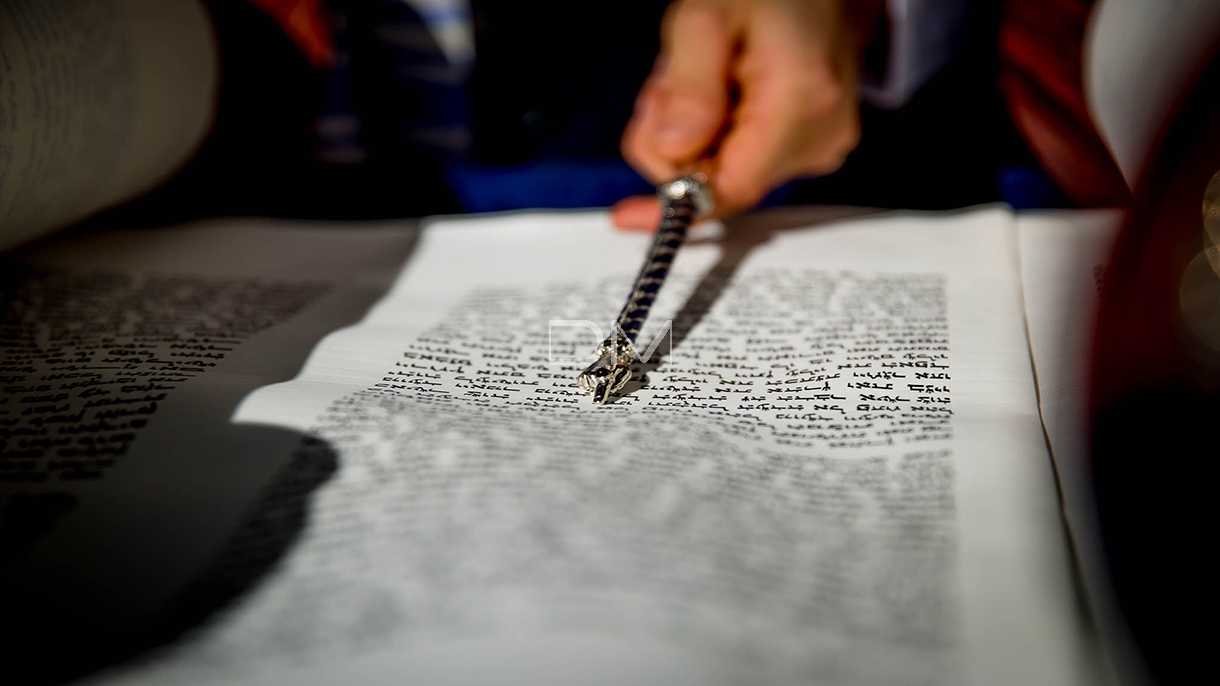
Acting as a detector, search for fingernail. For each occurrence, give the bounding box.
[654,93,714,152]
[656,117,696,146]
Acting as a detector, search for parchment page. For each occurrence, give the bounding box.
[1018,212,1121,530]
[0,0,217,251]
[88,207,1093,686]
[1,219,419,678]
[1085,0,1220,185]
[1017,211,1146,686]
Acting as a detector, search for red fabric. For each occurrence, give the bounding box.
[999,0,1131,206]
[247,0,334,67]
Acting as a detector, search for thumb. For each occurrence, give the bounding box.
[650,2,734,161]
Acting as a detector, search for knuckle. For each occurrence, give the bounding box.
[798,69,845,115]
[667,1,727,39]
[660,0,686,32]
[636,77,663,104]
[633,156,672,184]
[621,121,644,156]
[800,141,853,177]
[721,180,767,213]
[621,135,661,181]
[800,159,838,177]
[831,116,862,157]
[620,137,641,166]
[662,83,725,116]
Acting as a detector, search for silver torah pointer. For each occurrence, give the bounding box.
[578,173,715,404]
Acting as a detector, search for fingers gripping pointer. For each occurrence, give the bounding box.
[616,0,880,230]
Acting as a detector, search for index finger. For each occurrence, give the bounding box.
[622,1,735,183]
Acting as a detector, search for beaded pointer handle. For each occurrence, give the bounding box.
[578,173,715,404]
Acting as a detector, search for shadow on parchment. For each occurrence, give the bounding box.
[0,223,420,686]
[616,207,880,399]
[0,429,340,686]
[0,206,878,677]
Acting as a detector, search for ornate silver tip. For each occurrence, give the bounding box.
[578,342,635,405]
[591,379,615,405]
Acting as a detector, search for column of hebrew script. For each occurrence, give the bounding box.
[1,221,420,681]
[89,209,1093,686]
[185,270,958,683]
[0,267,328,483]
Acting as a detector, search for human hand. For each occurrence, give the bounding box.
[614,0,881,230]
